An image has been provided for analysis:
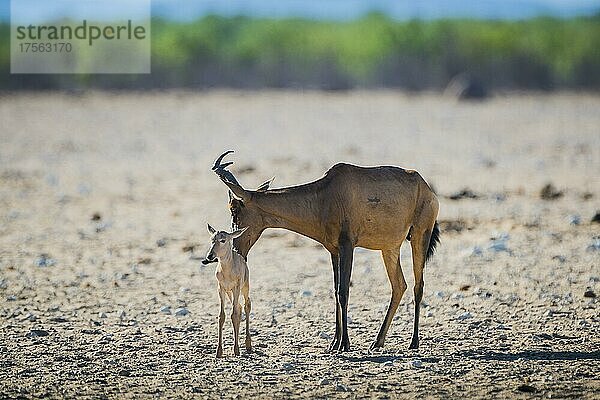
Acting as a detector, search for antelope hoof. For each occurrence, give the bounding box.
[370,341,384,351]
[409,339,419,350]
[327,338,340,353]
[245,340,252,353]
[216,347,223,358]
[234,346,240,356]
[340,341,351,352]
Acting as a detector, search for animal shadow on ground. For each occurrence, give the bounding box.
[339,354,441,364]
[458,350,600,361]
[336,350,599,364]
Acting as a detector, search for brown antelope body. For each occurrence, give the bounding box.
[212,151,440,352]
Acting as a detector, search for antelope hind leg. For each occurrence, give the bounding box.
[371,248,407,350]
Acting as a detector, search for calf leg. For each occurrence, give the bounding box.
[370,248,407,350]
[328,252,342,353]
[216,288,226,358]
[231,286,242,356]
[242,281,252,352]
[336,234,354,352]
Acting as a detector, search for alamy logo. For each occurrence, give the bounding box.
[11,0,151,74]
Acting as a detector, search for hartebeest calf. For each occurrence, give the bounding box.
[203,224,251,357]
[211,151,440,352]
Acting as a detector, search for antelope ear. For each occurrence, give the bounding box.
[228,190,234,201]
[230,226,249,239]
[207,223,216,234]
[256,177,274,192]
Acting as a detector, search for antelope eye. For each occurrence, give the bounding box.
[220,239,226,243]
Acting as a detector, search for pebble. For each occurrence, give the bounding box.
[586,238,600,252]
[0,279,7,289]
[27,329,49,338]
[474,288,493,298]
[407,359,423,368]
[319,331,330,339]
[517,384,536,393]
[98,312,107,319]
[180,287,191,293]
[583,289,596,298]
[160,306,171,315]
[22,313,36,322]
[335,383,349,392]
[434,291,445,298]
[457,311,473,320]
[493,193,506,202]
[91,212,102,221]
[540,183,562,200]
[283,362,295,370]
[448,188,480,200]
[470,246,483,256]
[6,295,16,301]
[319,378,330,386]
[488,234,510,253]
[300,290,312,297]
[156,238,167,247]
[383,361,394,367]
[118,310,126,321]
[35,254,56,267]
[175,307,189,316]
[569,215,581,225]
[99,334,113,344]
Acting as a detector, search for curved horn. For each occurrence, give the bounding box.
[212,150,241,186]
[212,150,234,171]
[211,151,249,200]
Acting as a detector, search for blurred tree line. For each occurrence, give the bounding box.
[1,13,600,91]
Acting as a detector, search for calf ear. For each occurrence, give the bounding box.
[207,223,216,234]
[230,226,249,239]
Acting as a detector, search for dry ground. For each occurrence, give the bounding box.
[0,91,599,399]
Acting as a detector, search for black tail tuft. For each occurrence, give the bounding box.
[425,221,440,263]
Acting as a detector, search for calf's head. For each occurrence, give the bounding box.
[205,223,248,262]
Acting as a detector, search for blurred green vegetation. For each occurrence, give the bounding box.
[2,13,600,90]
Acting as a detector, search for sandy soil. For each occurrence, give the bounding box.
[0,91,599,399]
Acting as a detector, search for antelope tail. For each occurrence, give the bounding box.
[425,221,440,263]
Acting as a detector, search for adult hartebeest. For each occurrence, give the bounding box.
[211,151,440,352]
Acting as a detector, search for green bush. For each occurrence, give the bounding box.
[2,14,599,90]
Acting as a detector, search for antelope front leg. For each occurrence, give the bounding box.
[216,288,226,358]
[231,286,242,356]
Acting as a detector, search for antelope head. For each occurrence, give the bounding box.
[212,151,271,257]
[204,223,248,263]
